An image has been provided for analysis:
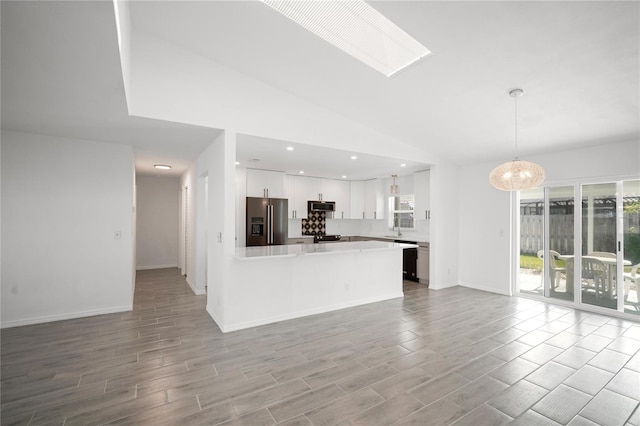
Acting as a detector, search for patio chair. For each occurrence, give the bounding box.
[582,257,608,299]
[623,263,640,312]
[537,250,566,289]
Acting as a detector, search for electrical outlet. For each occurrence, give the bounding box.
[114,230,122,240]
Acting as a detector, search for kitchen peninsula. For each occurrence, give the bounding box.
[217,241,416,332]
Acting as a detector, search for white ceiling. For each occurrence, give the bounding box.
[236,133,428,180]
[2,1,638,179]
[0,1,221,178]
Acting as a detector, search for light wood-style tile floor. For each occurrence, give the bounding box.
[1,268,639,425]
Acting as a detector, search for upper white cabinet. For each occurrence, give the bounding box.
[350,181,365,219]
[294,176,321,218]
[350,179,384,220]
[321,179,350,219]
[364,179,385,220]
[246,169,285,198]
[414,170,431,220]
[286,175,350,219]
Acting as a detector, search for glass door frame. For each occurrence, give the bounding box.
[514,175,639,320]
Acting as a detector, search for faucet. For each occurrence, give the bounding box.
[394,217,402,237]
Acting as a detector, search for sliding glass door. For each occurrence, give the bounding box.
[548,186,574,302]
[622,180,640,315]
[519,188,544,296]
[518,179,640,318]
[581,183,618,310]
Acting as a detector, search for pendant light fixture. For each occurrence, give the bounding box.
[390,175,399,194]
[489,89,545,191]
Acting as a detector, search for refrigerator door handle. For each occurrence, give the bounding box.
[268,204,274,245]
[265,204,271,245]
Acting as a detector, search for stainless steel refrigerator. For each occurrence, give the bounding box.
[246,197,288,246]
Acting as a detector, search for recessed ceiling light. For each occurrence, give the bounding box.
[235,161,240,165]
[351,156,358,160]
[342,175,347,179]
[261,0,430,77]
[299,170,305,174]
[286,146,294,151]
[400,163,407,167]
[154,164,171,170]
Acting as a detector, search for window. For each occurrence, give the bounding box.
[388,195,415,229]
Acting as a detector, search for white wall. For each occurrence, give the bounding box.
[1,131,134,327]
[196,131,236,329]
[135,175,179,269]
[458,139,640,296]
[124,30,460,296]
[128,31,438,166]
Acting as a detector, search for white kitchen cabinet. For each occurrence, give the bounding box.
[417,243,430,285]
[284,175,297,218]
[414,170,431,221]
[321,179,350,219]
[349,180,365,219]
[364,179,384,220]
[246,169,285,198]
[294,176,321,219]
[350,179,384,220]
[285,175,322,219]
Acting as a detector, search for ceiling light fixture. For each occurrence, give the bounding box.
[299,170,305,174]
[400,163,407,167]
[390,174,399,194]
[286,146,294,151]
[261,0,430,77]
[235,161,240,165]
[351,155,358,160]
[154,164,171,170]
[489,89,545,191]
[342,175,347,179]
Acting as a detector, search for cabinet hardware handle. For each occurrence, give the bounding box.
[374,211,377,219]
[362,212,365,219]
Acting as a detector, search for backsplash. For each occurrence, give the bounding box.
[301,210,326,236]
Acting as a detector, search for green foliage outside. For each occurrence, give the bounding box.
[624,202,640,214]
[625,232,640,265]
[520,254,567,272]
[520,254,542,271]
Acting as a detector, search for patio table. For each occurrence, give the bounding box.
[558,255,632,298]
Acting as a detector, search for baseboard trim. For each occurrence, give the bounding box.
[219,292,404,333]
[0,305,133,329]
[186,277,206,295]
[206,304,224,331]
[136,264,178,271]
[428,281,458,290]
[459,281,511,296]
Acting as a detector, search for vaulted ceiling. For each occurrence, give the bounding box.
[2,1,638,178]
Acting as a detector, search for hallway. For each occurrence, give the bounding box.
[1,268,639,425]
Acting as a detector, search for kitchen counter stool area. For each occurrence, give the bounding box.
[219,242,410,333]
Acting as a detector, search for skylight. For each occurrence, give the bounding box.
[261,0,430,77]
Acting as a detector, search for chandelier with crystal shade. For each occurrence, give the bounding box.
[489,89,545,191]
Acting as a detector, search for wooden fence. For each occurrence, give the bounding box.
[520,213,640,255]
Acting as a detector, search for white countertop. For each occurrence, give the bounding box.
[348,234,429,244]
[236,241,417,260]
